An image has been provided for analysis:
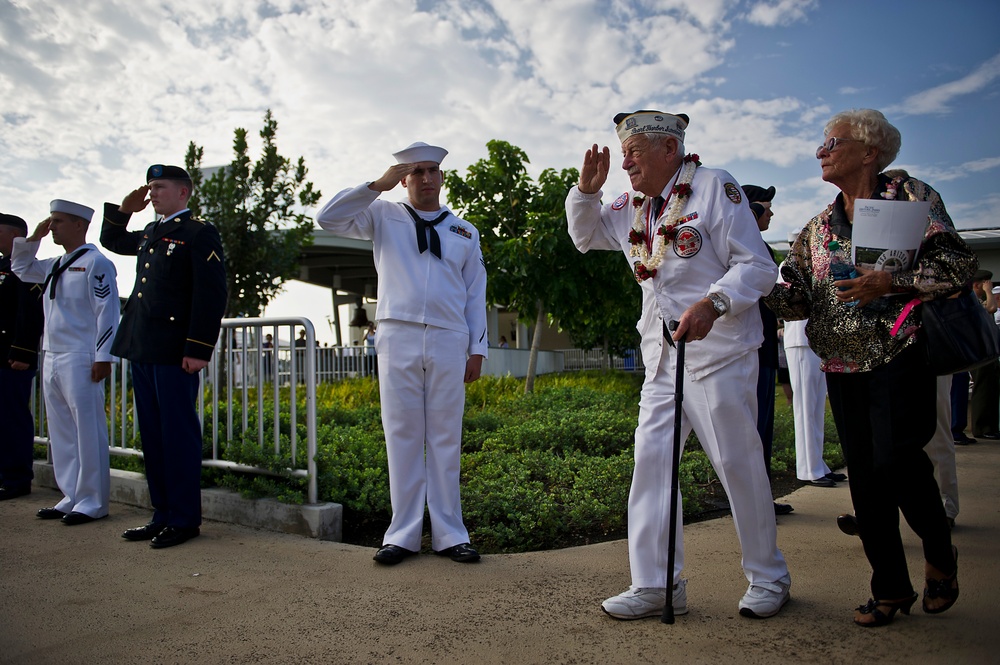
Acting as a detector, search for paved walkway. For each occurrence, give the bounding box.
[1,443,997,664]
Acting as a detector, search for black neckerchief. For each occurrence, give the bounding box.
[42,247,90,300]
[401,204,449,259]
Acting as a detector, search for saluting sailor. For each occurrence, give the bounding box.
[101,165,227,549]
[0,213,44,502]
[11,200,119,525]
[566,111,791,620]
[317,142,488,565]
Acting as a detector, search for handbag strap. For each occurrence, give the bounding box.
[891,298,922,336]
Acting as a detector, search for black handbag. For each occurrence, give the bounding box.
[920,289,1000,375]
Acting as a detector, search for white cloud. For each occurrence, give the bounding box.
[744,0,818,27]
[892,51,1000,115]
[1,0,997,344]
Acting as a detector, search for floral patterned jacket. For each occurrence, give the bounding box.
[764,172,977,373]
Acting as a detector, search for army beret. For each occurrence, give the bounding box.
[147,164,191,182]
[742,185,776,203]
[0,213,28,233]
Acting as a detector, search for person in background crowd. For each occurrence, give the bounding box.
[0,213,44,502]
[969,270,999,440]
[743,184,793,516]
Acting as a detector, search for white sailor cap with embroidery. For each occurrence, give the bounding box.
[392,141,448,165]
[614,110,689,144]
[50,199,95,222]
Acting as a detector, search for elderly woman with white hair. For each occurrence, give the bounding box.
[767,109,974,627]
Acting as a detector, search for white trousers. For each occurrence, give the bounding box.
[786,345,831,482]
[629,343,788,588]
[376,321,470,552]
[42,352,110,518]
[926,374,959,519]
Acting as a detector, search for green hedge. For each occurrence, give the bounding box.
[109,370,844,553]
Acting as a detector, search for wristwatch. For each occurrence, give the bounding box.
[708,293,728,318]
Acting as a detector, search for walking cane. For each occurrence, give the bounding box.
[662,320,686,624]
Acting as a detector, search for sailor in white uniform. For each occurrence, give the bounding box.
[784,317,833,483]
[317,142,488,565]
[566,110,790,619]
[11,199,119,525]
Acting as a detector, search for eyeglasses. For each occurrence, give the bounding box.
[816,136,863,157]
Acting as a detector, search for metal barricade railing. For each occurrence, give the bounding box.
[558,348,644,372]
[35,317,320,504]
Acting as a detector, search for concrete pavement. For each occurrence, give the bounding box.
[1,442,997,664]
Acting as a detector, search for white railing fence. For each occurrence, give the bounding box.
[33,317,321,504]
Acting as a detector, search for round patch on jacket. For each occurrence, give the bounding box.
[724,183,742,204]
[611,192,630,210]
[672,226,703,258]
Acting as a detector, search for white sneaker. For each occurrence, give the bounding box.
[601,580,688,620]
[738,574,791,618]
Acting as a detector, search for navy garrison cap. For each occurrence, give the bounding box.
[146,164,191,182]
[0,213,28,234]
[742,185,776,203]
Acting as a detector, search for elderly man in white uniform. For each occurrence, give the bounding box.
[317,142,488,565]
[566,110,790,619]
[11,200,119,525]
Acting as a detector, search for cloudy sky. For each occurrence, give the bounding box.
[2,0,999,344]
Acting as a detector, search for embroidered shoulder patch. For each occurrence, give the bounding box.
[611,192,630,210]
[724,183,742,204]
[449,224,472,239]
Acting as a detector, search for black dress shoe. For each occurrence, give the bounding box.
[373,544,418,565]
[825,472,848,482]
[978,432,1000,440]
[806,477,837,488]
[434,543,481,563]
[837,513,860,537]
[122,522,166,541]
[61,511,103,526]
[37,507,68,520]
[150,526,200,549]
[773,502,794,515]
[0,486,31,501]
[953,433,977,445]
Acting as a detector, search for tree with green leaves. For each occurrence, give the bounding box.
[444,140,640,391]
[184,110,321,318]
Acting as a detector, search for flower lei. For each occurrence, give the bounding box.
[628,154,701,281]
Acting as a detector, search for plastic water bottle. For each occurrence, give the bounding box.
[828,240,858,306]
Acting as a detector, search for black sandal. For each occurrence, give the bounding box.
[853,594,918,628]
[923,547,959,614]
